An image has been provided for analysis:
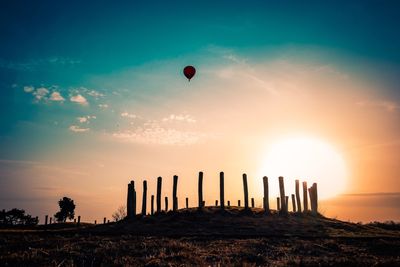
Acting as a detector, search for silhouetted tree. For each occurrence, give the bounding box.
[0,208,38,226]
[54,197,76,222]
[112,205,126,221]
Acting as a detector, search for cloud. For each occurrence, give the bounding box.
[70,94,88,105]
[112,128,204,145]
[23,84,67,103]
[342,192,400,197]
[77,115,96,123]
[69,87,104,99]
[69,125,90,132]
[98,104,109,109]
[162,114,196,123]
[23,86,34,93]
[324,192,400,208]
[356,100,399,112]
[77,117,88,123]
[223,53,247,64]
[111,118,211,145]
[0,57,81,71]
[47,57,81,66]
[87,90,104,98]
[49,91,65,101]
[33,87,49,100]
[121,112,138,119]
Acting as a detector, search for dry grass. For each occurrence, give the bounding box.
[1,207,399,266]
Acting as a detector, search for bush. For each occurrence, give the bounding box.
[0,208,38,226]
[112,205,127,221]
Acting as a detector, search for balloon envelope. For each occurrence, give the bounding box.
[183,66,196,81]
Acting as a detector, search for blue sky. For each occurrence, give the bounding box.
[1,0,399,144]
[1,1,400,222]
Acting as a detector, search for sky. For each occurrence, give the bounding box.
[1,0,399,223]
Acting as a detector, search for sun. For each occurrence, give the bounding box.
[257,136,348,200]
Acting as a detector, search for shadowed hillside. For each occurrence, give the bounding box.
[89,207,400,238]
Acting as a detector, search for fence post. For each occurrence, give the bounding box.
[77,216,81,225]
[156,177,162,213]
[173,175,178,211]
[49,217,52,224]
[278,176,287,214]
[295,180,301,213]
[186,197,189,209]
[202,200,205,207]
[291,194,296,212]
[215,200,218,206]
[103,217,106,224]
[243,173,249,209]
[198,171,203,209]
[227,200,230,207]
[133,189,136,216]
[45,215,48,225]
[285,196,289,212]
[309,183,318,215]
[313,183,318,214]
[277,197,280,211]
[127,180,136,219]
[303,181,308,212]
[74,218,76,223]
[127,182,132,218]
[132,181,136,216]
[220,171,225,209]
[238,200,241,207]
[263,176,270,214]
[141,180,147,216]
[94,220,96,225]
[151,195,154,215]
[165,196,168,212]
[251,198,255,208]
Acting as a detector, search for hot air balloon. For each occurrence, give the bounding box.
[183,66,196,81]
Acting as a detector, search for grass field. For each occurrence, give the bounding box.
[1,207,399,266]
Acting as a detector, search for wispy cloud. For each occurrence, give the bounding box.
[356,100,399,112]
[0,159,89,176]
[120,112,138,119]
[69,125,90,132]
[0,57,81,71]
[342,192,400,197]
[223,53,247,65]
[87,90,104,98]
[0,159,40,165]
[112,128,206,145]
[162,114,196,123]
[98,104,109,109]
[70,94,88,105]
[76,115,96,123]
[323,192,400,209]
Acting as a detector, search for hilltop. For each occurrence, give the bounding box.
[90,207,399,238]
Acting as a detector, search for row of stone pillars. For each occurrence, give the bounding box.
[126,172,318,219]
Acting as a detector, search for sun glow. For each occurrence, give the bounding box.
[258,136,348,200]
